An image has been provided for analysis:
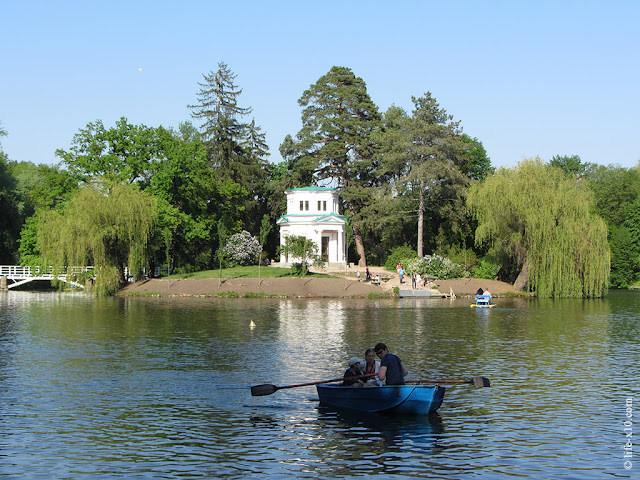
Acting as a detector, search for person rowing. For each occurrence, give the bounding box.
[374,342,408,385]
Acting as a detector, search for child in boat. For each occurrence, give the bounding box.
[343,357,365,387]
[361,348,382,386]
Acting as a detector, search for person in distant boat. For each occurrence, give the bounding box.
[375,343,408,385]
[343,357,365,387]
[360,348,382,386]
[476,288,484,295]
[484,289,492,302]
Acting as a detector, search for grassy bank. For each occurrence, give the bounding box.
[165,266,336,280]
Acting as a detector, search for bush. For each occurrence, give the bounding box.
[218,231,261,267]
[473,258,501,279]
[290,262,308,276]
[384,245,418,271]
[404,254,470,279]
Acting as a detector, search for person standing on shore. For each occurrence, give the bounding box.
[374,343,408,385]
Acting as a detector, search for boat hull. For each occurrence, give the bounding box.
[316,384,445,415]
[471,303,495,308]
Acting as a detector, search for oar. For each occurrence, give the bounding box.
[408,376,491,387]
[251,374,374,396]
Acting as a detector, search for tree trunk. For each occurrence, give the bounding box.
[513,256,530,291]
[417,181,425,257]
[352,218,367,267]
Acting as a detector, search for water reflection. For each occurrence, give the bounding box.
[0,291,638,478]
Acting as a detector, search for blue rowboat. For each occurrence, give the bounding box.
[316,384,445,415]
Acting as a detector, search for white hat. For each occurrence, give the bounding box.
[349,357,362,367]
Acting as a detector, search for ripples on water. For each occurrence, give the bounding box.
[0,291,638,478]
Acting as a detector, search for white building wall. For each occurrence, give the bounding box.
[278,188,346,267]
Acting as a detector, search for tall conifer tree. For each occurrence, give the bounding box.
[286,66,381,266]
[188,62,269,234]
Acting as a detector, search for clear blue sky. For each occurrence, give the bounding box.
[2,1,639,169]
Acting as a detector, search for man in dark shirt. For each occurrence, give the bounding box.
[375,342,408,385]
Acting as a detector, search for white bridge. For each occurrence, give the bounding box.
[0,265,94,290]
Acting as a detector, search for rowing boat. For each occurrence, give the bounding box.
[316,384,445,415]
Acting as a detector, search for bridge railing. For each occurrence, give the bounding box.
[0,266,94,278]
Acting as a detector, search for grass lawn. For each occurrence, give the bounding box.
[165,266,335,280]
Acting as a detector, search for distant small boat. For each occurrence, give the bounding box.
[316,384,445,415]
[471,294,494,308]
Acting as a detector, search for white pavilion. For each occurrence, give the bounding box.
[276,186,347,268]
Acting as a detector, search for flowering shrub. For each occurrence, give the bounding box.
[403,254,469,279]
[219,231,261,267]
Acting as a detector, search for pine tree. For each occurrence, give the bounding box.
[286,66,381,266]
[381,93,469,257]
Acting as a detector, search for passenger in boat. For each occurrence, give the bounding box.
[476,288,484,295]
[360,348,382,386]
[484,289,492,302]
[374,343,408,385]
[343,357,365,387]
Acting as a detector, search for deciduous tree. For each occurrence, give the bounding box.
[37,184,158,295]
[468,158,610,297]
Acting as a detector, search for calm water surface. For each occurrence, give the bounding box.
[0,290,638,479]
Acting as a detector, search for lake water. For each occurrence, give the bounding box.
[0,290,638,479]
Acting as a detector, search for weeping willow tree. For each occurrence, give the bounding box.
[467,158,610,298]
[37,184,158,295]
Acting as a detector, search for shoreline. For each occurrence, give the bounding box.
[120,276,520,299]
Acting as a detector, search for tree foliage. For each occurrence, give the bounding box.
[55,118,246,272]
[468,158,610,297]
[584,163,640,286]
[286,66,382,266]
[280,235,319,276]
[0,152,21,263]
[188,62,269,234]
[380,93,470,257]
[37,184,158,295]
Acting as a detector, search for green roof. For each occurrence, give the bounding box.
[285,186,336,192]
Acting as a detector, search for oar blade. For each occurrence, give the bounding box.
[251,384,278,396]
[472,376,490,387]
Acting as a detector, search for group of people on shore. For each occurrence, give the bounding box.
[357,267,381,285]
[342,343,409,387]
[396,263,427,289]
